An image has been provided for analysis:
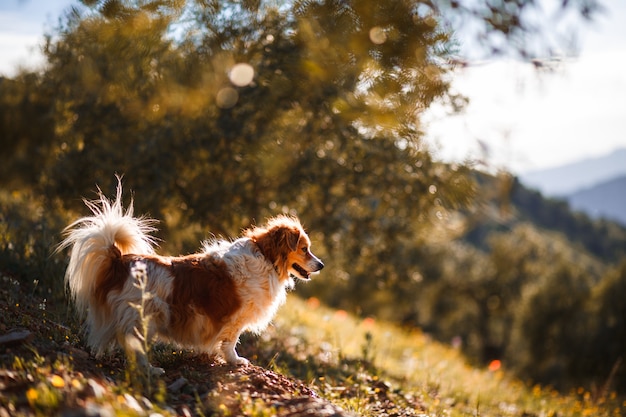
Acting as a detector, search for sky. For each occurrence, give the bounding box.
[424,2,626,174]
[1,0,625,175]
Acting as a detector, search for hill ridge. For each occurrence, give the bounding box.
[567,174,626,225]
[520,147,626,196]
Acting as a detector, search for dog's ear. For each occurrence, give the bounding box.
[283,227,300,252]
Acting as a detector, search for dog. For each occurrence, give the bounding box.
[58,182,323,369]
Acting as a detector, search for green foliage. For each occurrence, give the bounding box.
[31,0,473,249]
[463,173,626,262]
[509,176,626,262]
[509,260,594,386]
[0,190,68,303]
[0,74,55,188]
[584,261,626,393]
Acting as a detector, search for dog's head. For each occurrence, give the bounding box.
[245,215,324,282]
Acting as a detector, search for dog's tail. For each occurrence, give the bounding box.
[58,181,157,317]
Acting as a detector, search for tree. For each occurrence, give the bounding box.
[583,261,626,392]
[34,1,473,245]
[0,73,55,188]
[509,262,593,389]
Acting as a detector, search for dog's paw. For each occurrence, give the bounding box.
[235,357,250,367]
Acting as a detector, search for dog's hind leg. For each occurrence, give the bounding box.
[121,333,165,376]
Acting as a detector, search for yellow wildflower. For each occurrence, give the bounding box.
[26,388,38,405]
[50,375,65,388]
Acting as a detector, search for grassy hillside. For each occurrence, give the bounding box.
[272,296,624,416]
[1,282,622,417]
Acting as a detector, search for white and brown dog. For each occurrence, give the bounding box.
[59,182,323,369]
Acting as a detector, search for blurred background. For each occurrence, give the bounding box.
[1,0,625,394]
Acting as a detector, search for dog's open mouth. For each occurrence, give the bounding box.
[291,263,310,280]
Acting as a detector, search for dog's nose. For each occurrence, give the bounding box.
[316,260,324,271]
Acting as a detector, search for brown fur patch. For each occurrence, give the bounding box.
[168,254,242,330]
[94,246,129,310]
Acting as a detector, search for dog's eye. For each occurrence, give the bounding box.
[301,247,308,254]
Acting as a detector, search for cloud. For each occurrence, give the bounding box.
[0,31,45,75]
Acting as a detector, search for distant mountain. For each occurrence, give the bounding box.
[519,148,626,196]
[464,173,626,263]
[567,175,626,226]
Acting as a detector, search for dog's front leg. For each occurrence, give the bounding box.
[218,329,249,366]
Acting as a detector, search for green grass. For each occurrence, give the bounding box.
[264,295,625,417]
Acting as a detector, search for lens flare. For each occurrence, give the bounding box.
[229,63,255,87]
[216,87,238,109]
[369,27,387,45]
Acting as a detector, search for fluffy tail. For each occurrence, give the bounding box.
[58,181,157,317]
